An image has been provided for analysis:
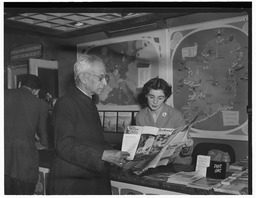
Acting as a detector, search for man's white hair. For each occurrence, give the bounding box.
[73,53,103,84]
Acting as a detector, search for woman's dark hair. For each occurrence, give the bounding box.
[21,74,42,90]
[137,77,172,107]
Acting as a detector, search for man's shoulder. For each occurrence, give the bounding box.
[5,88,31,100]
[54,92,76,109]
[5,88,21,96]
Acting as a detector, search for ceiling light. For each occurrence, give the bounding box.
[74,22,84,27]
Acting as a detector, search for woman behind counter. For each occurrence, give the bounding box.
[136,77,193,165]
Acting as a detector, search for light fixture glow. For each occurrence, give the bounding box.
[74,22,84,27]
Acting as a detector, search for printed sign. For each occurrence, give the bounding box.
[207,161,227,179]
[10,44,42,62]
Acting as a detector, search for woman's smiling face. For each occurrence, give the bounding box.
[146,89,166,111]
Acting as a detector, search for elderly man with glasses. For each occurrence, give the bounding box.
[49,54,129,195]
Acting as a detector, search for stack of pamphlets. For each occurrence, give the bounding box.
[167,171,203,185]
[142,172,176,182]
[213,181,248,195]
[213,169,248,195]
[187,177,222,190]
[229,156,248,171]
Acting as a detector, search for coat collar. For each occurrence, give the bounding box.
[76,86,92,99]
[144,103,170,127]
[20,87,33,95]
[67,85,94,105]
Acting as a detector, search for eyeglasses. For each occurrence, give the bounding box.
[85,72,108,82]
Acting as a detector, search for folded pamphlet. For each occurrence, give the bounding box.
[121,116,198,175]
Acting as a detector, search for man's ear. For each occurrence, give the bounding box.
[32,89,40,97]
[80,73,88,84]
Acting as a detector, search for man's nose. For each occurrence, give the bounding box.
[102,78,107,86]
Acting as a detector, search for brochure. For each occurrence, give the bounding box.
[167,171,203,185]
[187,177,222,190]
[121,118,196,175]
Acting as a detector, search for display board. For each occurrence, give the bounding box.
[77,30,167,111]
[169,16,249,140]
[77,15,249,140]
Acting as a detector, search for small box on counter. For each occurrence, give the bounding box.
[206,161,227,179]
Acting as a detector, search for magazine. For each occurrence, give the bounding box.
[213,169,248,195]
[142,172,176,182]
[229,160,248,171]
[167,171,203,185]
[213,182,248,195]
[121,118,196,175]
[229,169,248,180]
[187,177,222,190]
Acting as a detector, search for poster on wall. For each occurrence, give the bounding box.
[104,112,117,132]
[168,15,249,140]
[77,30,167,111]
[117,112,132,133]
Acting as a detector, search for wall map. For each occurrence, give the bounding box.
[77,16,249,140]
[171,26,248,134]
[78,31,164,110]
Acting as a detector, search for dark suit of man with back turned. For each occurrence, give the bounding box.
[4,74,50,194]
[49,54,129,195]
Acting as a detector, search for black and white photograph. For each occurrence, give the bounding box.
[117,112,132,133]
[2,0,252,195]
[104,111,118,132]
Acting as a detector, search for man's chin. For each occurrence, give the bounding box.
[96,90,104,95]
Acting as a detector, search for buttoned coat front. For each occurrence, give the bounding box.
[49,86,113,195]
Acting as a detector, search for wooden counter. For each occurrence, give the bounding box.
[110,164,214,195]
[110,164,247,195]
[36,148,249,195]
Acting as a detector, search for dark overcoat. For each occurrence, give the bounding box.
[49,86,113,195]
[4,87,49,184]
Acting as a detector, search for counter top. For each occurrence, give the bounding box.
[37,148,249,195]
[110,164,219,195]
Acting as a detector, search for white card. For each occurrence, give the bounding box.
[196,155,211,167]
